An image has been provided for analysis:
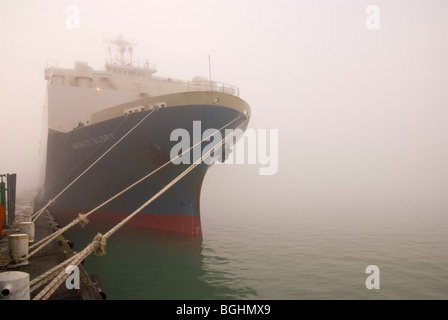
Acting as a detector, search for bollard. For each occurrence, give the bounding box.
[18,222,35,243]
[0,271,30,300]
[8,234,29,266]
[14,212,31,224]
[23,206,34,215]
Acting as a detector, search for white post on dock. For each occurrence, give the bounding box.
[18,222,35,243]
[0,271,30,300]
[8,234,29,266]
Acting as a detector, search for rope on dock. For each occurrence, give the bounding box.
[31,109,157,223]
[33,118,248,300]
[31,233,105,300]
[29,250,78,293]
[25,116,242,262]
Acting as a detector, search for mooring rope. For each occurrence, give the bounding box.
[31,233,104,300]
[26,116,242,260]
[32,118,248,300]
[29,251,77,293]
[32,109,157,222]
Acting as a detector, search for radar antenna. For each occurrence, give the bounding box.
[104,34,137,66]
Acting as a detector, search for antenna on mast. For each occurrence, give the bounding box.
[208,55,212,82]
[208,55,213,91]
[104,34,137,66]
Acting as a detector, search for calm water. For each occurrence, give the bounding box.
[64,205,448,300]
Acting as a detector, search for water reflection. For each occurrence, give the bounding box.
[65,224,257,300]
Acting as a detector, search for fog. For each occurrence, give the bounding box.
[1,0,447,218]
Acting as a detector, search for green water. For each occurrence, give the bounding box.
[64,206,448,300]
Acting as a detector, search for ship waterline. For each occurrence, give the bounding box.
[41,36,250,237]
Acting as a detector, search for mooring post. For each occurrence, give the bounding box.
[1,175,7,231]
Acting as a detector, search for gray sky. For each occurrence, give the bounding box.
[1,0,447,216]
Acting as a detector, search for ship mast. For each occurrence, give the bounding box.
[105,35,137,66]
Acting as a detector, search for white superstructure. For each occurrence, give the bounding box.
[44,36,239,132]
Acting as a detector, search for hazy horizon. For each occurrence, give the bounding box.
[1,0,447,219]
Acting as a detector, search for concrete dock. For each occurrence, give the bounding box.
[0,206,104,300]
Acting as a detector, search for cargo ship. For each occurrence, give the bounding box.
[40,36,250,238]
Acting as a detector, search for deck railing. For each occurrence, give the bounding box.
[187,81,240,97]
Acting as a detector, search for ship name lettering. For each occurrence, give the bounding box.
[71,133,115,149]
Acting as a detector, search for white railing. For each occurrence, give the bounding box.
[105,60,157,77]
[187,81,240,97]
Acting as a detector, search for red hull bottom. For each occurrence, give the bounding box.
[49,207,202,238]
